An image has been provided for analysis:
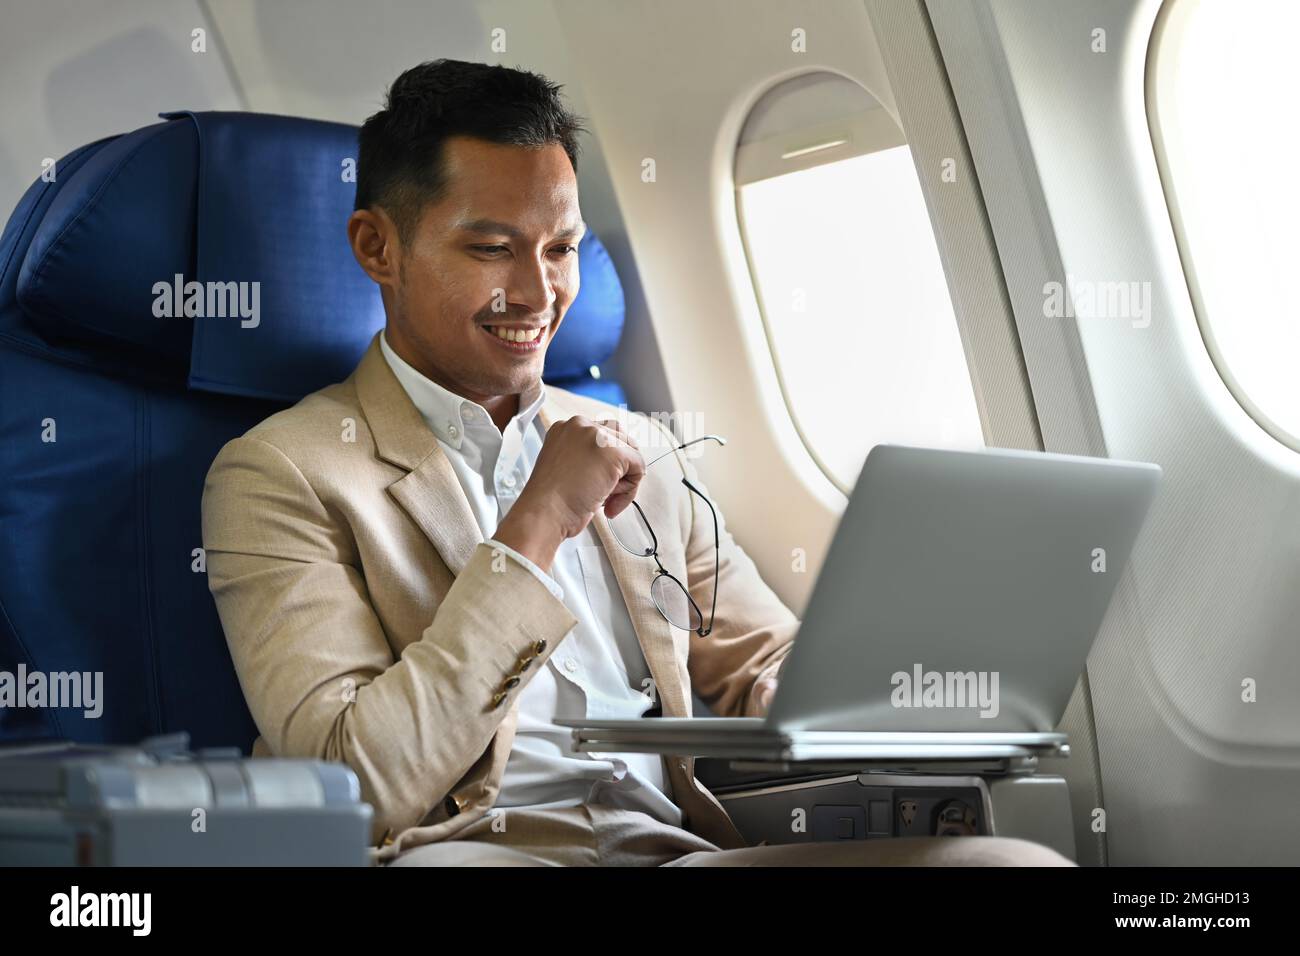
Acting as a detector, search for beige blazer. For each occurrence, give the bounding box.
[201,332,798,862]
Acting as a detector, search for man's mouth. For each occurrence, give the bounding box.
[480,322,548,353]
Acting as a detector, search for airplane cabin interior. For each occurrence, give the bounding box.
[0,0,1293,930]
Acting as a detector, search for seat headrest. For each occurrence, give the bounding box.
[168,110,386,401]
[543,228,625,382]
[14,110,625,402]
[17,118,200,365]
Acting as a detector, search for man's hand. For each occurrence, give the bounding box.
[753,653,793,715]
[494,415,644,573]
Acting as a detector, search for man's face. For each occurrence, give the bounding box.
[380,136,584,404]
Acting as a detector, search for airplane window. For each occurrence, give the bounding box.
[735,74,983,493]
[1151,0,1300,450]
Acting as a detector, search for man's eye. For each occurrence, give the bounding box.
[553,245,578,256]
[473,245,508,255]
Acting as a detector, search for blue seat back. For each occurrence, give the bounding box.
[0,111,626,750]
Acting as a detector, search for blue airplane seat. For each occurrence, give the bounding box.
[0,110,629,751]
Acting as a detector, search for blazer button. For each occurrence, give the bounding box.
[444,794,462,816]
[516,654,536,672]
[533,639,547,654]
[503,675,521,690]
[491,691,508,709]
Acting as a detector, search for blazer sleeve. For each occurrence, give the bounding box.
[201,435,578,844]
[644,423,800,719]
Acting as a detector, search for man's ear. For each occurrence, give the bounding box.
[348,208,399,288]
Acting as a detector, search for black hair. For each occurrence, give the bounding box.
[355,59,587,244]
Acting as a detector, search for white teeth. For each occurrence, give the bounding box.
[488,326,541,343]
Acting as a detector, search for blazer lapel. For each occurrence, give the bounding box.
[354,333,484,576]
[355,333,687,719]
[538,400,688,720]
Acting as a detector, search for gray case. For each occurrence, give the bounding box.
[0,733,372,866]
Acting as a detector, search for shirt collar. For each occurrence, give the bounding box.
[380,328,546,450]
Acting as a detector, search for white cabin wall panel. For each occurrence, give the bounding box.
[985,0,1300,864]
[200,0,487,121]
[0,0,242,216]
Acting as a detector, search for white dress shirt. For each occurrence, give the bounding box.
[380,330,680,826]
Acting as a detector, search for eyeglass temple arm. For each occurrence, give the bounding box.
[643,434,727,470]
[632,499,658,555]
[681,476,720,637]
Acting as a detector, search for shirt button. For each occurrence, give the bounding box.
[503,474,517,488]
[564,658,578,673]
[447,424,459,438]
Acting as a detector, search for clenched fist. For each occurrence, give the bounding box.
[494,415,645,572]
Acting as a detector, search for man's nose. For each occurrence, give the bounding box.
[505,256,559,319]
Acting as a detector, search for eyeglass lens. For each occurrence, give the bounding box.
[651,574,702,631]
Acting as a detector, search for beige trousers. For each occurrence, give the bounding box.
[385,804,1075,867]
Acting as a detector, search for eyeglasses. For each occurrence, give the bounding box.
[607,435,726,637]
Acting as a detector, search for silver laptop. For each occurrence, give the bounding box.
[558,444,1160,760]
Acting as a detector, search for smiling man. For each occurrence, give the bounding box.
[200,59,1070,867]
